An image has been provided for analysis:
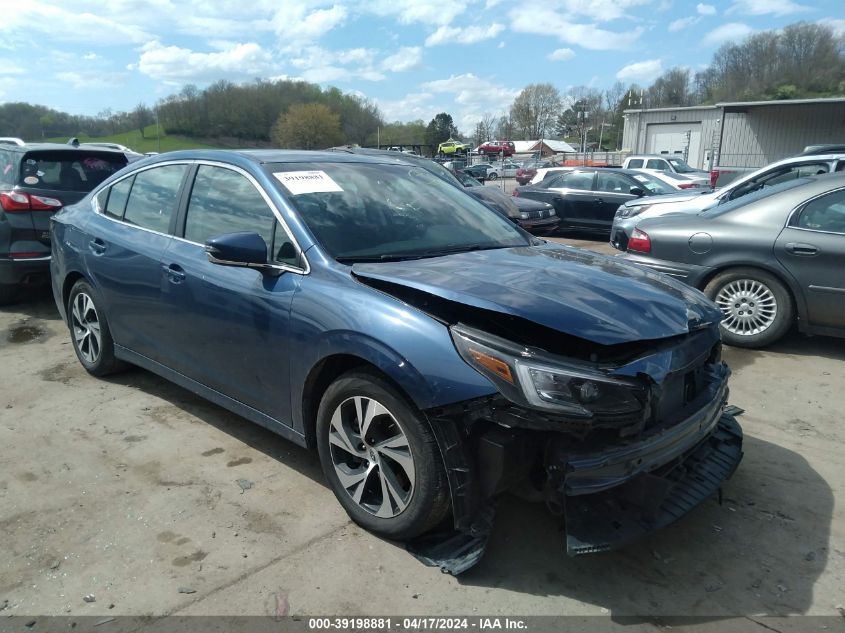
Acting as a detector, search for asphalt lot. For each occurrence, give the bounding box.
[1,238,844,618]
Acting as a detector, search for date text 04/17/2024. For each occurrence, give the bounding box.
[307,618,528,631]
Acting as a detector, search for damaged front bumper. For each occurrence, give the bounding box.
[564,413,742,555]
[415,355,743,574]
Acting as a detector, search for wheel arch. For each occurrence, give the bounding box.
[61,270,87,323]
[299,353,428,452]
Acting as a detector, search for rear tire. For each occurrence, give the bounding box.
[703,268,793,348]
[316,370,451,541]
[67,280,125,376]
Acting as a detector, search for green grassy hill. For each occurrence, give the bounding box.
[47,125,219,153]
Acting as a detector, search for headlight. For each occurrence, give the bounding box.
[450,325,645,418]
[519,212,529,220]
[548,208,556,216]
[617,204,651,219]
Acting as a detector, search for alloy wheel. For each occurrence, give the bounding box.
[715,279,778,336]
[328,396,415,518]
[71,292,102,364]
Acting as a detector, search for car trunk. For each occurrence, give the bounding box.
[8,150,127,250]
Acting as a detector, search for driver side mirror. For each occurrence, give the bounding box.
[630,186,645,197]
[205,232,277,273]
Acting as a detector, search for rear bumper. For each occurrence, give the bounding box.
[0,255,51,286]
[617,252,713,287]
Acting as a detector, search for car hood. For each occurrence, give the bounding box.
[625,189,717,208]
[466,186,520,217]
[352,244,722,346]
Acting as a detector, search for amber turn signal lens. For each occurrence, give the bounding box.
[469,348,514,383]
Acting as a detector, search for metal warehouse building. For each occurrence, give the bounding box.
[621,97,845,171]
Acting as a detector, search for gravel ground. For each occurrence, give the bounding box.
[1,248,843,618]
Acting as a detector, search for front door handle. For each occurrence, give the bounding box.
[163,263,186,283]
[785,242,819,256]
[89,238,106,255]
[594,197,604,203]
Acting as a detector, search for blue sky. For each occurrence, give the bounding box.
[1,0,843,134]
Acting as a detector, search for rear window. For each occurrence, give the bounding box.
[19,151,128,192]
[0,150,14,188]
[701,178,811,218]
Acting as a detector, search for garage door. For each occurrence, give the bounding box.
[646,122,702,168]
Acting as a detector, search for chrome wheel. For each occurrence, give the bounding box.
[715,279,777,336]
[328,396,415,518]
[71,292,102,364]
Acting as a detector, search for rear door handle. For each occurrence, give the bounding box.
[163,263,186,283]
[89,238,106,255]
[785,242,819,256]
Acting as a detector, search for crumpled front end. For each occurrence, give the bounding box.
[413,321,743,572]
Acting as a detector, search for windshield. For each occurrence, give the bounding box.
[700,178,811,218]
[667,158,695,173]
[267,162,530,262]
[631,172,676,195]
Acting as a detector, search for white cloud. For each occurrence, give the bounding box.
[508,6,644,50]
[548,48,575,61]
[555,0,651,22]
[381,47,423,72]
[823,19,845,37]
[696,3,717,15]
[0,59,25,75]
[727,0,811,16]
[82,52,100,60]
[377,92,436,123]
[702,22,754,46]
[270,3,348,45]
[669,16,699,31]
[422,73,519,126]
[497,41,505,49]
[136,41,274,83]
[367,0,468,26]
[56,70,126,90]
[615,59,663,83]
[0,2,151,46]
[288,45,386,83]
[425,23,504,46]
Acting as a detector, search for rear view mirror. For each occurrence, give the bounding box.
[630,186,645,197]
[205,232,269,269]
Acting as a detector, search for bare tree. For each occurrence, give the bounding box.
[509,83,562,139]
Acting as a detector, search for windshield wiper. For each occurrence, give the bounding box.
[336,244,515,264]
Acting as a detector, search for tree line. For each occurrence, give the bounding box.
[0,20,840,152]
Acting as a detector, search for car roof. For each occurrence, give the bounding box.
[142,148,418,166]
[627,155,688,160]
[5,142,131,155]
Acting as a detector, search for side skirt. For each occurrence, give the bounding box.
[114,345,307,448]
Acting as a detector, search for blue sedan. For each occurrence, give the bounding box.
[50,150,742,572]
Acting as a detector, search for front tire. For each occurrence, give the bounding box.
[67,280,125,376]
[316,370,450,540]
[487,172,498,180]
[704,268,793,348]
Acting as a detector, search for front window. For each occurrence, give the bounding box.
[667,158,695,173]
[266,161,529,262]
[631,172,676,195]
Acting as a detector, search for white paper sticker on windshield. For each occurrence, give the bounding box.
[273,170,343,195]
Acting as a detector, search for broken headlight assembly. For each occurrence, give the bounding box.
[450,324,645,418]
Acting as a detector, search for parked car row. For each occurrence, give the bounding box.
[11,144,744,574]
[612,149,845,348]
